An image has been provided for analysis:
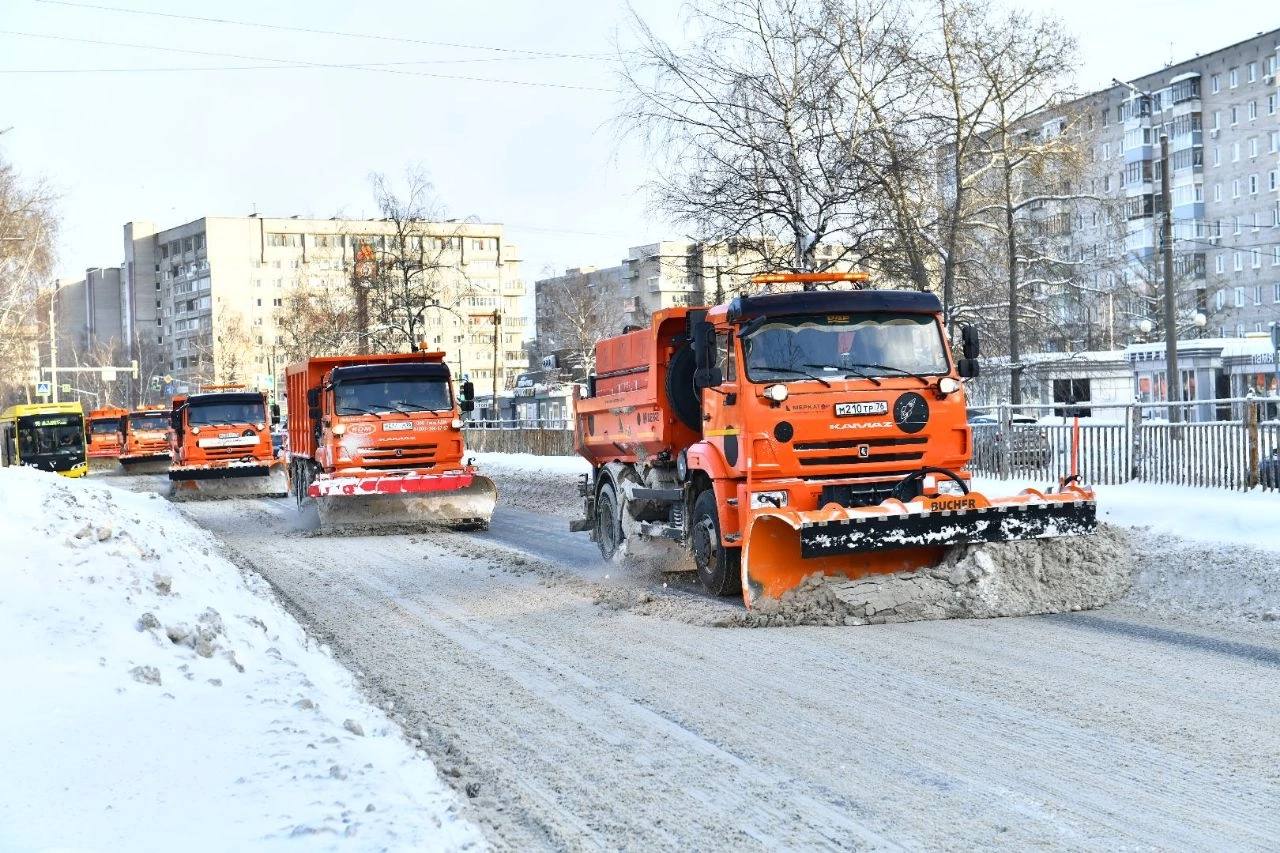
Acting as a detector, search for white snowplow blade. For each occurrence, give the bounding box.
[168,465,289,502]
[315,475,497,534]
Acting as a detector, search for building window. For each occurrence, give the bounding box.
[1250,175,1259,194]
[1213,183,1222,202]
[194,234,204,250]
[1254,286,1263,305]
[1229,67,1239,88]
[273,298,282,307]
[1234,216,1242,235]
[1211,73,1220,93]
[1101,108,1109,128]
[1234,285,1244,305]
[1273,283,1280,303]
[1248,61,1257,83]
[1215,254,1225,273]
[1270,94,1278,116]
[1251,137,1260,158]
[1249,101,1258,121]
[1234,253,1243,272]
[1231,106,1239,126]
[1252,251,1262,270]
[266,233,300,248]
[1232,179,1241,198]
[1212,146,1221,167]
[1273,131,1280,153]
[1215,289,1226,310]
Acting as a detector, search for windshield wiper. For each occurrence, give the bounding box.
[337,405,385,419]
[756,366,832,387]
[392,401,448,414]
[841,362,931,385]
[804,362,881,386]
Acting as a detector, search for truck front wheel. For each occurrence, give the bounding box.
[691,490,741,597]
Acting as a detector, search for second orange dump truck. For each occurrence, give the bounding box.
[85,406,128,471]
[118,405,173,474]
[571,272,1096,608]
[285,352,495,533]
[168,387,287,499]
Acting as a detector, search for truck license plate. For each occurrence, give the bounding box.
[384,421,413,431]
[835,401,888,416]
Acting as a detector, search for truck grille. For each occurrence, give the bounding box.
[793,437,927,467]
[360,442,438,470]
[819,480,908,508]
[202,445,260,461]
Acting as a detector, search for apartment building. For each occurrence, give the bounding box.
[42,266,124,363]
[535,238,857,343]
[1036,29,1280,345]
[122,215,528,396]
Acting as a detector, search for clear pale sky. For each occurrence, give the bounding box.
[0,0,1271,285]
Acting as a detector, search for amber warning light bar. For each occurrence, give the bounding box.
[750,271,871,285]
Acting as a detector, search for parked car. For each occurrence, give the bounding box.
[967,412,1051,467]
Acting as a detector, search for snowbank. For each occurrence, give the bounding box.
[0,467,482,852]
[473,451,589,518]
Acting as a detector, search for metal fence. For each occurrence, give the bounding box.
[465,418,572,431]
[969,397,1280,491]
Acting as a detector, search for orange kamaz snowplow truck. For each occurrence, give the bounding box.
[168,387,287,499]
[118,405,173,474]
[85,406,128,471]
[571,272,1097,609]
[285,352,496,532]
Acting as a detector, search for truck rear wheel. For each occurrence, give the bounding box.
[594,481,622,559]
[691,490,741,596]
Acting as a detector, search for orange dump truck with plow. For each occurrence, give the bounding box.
[571,273,1096,609]
[285,352,495,533]
[168,387,286,499]
[85,406,128,471]
[118,405,173,474]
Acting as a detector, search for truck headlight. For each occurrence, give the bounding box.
[331,423,346,436]
[935,479,967,496]
[190,427,200,434]
[450,418,463,429]
[749,490,788,509]
[938,377,961,394]
[763,384,789,402]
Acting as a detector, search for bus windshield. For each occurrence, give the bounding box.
[129,414,169,432]
[89,418,122,435]
[17,415,85,457]
[742,313,949,384]
[187,402,263,426]
[335,378,451,415]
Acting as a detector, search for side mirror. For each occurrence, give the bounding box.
[306,388,320,409]
[459,399,475,413]
[957,358,980,378]
[170,413,181,432]
[691,320,715,371]
[270,402,281,426]
[585,375,596,398]
[694,366,724,389]
[460,380,475,402]
[961,324,980,360]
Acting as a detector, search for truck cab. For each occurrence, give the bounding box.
[85,406,128,468]
[171,391,275,469]
[119,406,173,470]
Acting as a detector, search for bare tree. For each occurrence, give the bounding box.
[0,154,57,405]
[276,275,361,364]
[213,311,252,384]
[620,0,887,277]
[536,270,621,381]
[360,167,473,351]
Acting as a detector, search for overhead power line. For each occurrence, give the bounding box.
[0,30,618,92]
[33,0,617,61]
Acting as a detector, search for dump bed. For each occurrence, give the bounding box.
[285,352,447,460]
[574,308,702,466]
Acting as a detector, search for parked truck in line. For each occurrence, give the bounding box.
[118,405,173,474]
[168,387,287,499]
[85,406,128,472]
[285,351,496,533]
[570,272,1096,609]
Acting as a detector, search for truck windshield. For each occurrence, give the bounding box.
[17,415,84,457]
[742,313,948,383]
[89,418,122,435]
[335,378,451,415]
[129,414,169,431]
[187,402,262,426]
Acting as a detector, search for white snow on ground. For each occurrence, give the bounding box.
[0,467,483,853]
[471,451,590,477]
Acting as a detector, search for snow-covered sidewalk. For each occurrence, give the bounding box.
[0,467,483,852]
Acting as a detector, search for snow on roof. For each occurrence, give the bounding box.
[1167,71,1201,84]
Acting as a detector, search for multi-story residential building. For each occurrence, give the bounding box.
[121,215,528,397]
[41,266,125,364]
[1034,29,1280,347]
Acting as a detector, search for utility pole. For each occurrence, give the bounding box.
[1159,130,1181,423]
[48,284,58,403]
[491,309,501,418]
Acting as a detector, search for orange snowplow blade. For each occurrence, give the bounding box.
[741,486,1096,609]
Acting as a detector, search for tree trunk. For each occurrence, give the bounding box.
[1004,152,1021,407]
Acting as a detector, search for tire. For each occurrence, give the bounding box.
[594,481,622,559]
[690,489,741,596]
[666,344,701,432]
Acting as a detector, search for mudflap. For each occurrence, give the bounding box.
[741,487,1097,609]
[167,465,289,501]
[314,475,498,534]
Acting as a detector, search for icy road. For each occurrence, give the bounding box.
[130,459,1280,852]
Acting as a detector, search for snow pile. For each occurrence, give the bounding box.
[0,467,482,852]
[472,451,589,517]
[724,524,1132,628]
[1123,528,1280,623]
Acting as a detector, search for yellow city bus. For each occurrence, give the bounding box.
[0,402,89,478]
